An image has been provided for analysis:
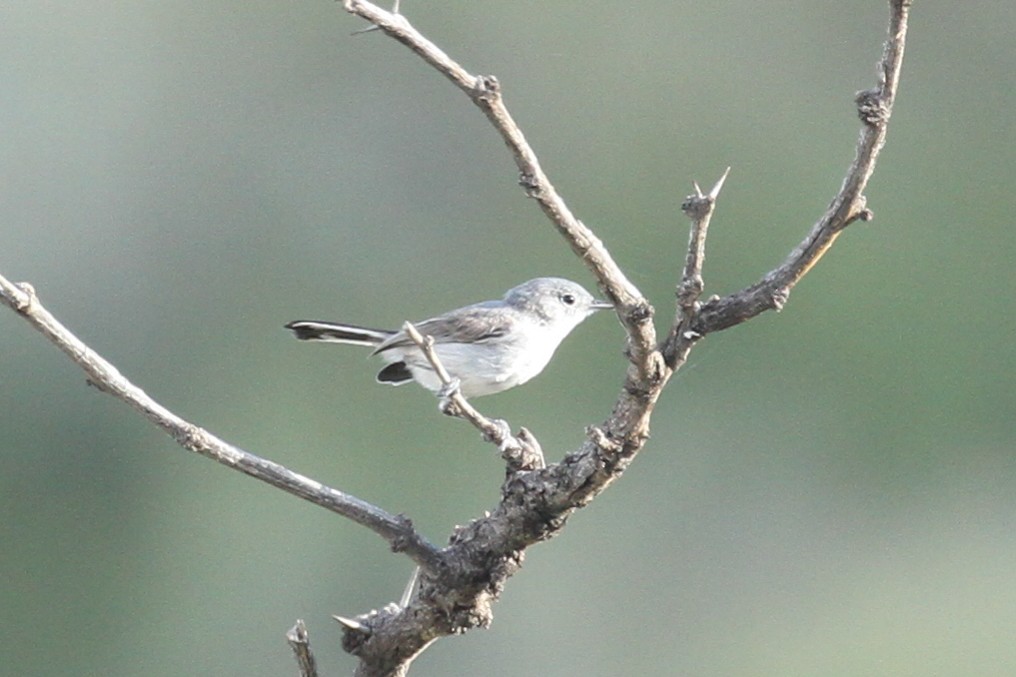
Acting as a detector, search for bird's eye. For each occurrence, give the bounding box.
[561,293,576,305]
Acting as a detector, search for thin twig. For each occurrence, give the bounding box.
[690,1,911,335]
[660,168,730,367]
[286,620,320,677]
[0,274,443,572]
[678,168,730,319]
[401,321,545,471]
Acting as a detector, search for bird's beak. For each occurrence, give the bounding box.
[591,299,614,311]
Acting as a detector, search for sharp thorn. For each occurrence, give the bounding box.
[708,167,731,199]
[351,24,381,36]
[332,615,368,632]
[400,567,420,608]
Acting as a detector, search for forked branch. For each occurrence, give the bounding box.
[1,2,912,676]
[326,2,911,675]
[686,1,911,336]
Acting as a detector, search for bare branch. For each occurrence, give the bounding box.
[313,3,913,673]
[660,168,731,368]
[2,2,913,676]
[691,1,911,336]
[677,168,730,319]
[401,321,545,471]
[286,620,320,677]
[0,273,443,572]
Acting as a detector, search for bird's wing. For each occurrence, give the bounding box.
[372,305,514,355]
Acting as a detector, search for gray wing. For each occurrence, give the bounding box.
[371,304,515,355]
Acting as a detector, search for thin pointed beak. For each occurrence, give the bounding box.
[591,299,614,311]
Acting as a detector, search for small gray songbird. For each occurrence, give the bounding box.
[285,277,612,398]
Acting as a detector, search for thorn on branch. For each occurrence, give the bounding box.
[399,566,420,609]
[681,167,730,220]
[707,168,731,199]
[333,614,370,634]
[350,23,381,36]
[335,613,372,655]
[674,167,729,335]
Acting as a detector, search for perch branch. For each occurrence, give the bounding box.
[0,274,443,572]
[1,1,912,676]
[401,321,545,471]
[320,2,911,675]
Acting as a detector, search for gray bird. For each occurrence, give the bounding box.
[286,277,612,397]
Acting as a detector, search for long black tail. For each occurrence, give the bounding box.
[284,320,393,346]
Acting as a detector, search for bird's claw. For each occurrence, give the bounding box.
[438,378,463,416]
[438,378,462,399]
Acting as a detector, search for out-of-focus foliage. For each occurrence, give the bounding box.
[2,2,1014,675]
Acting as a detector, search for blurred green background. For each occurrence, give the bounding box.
[2,2,1014,675]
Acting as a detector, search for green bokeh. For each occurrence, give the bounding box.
[2,2,1015,676]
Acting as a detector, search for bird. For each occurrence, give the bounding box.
[285,277,612,398]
